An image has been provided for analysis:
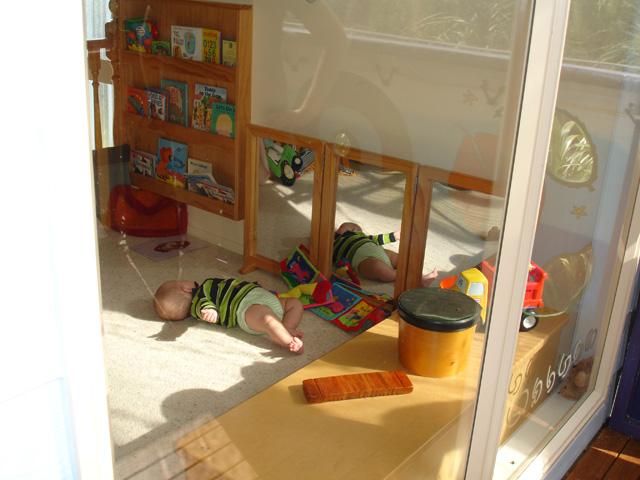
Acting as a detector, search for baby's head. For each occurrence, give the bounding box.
[336,222,362,235]
[153,280,196,321]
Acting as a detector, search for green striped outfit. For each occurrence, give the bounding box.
[190,278,258,328]
[333,231,397,268]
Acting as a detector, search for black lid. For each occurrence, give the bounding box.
[397,288,481,332]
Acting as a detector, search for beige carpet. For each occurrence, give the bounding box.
[100,169,501,477]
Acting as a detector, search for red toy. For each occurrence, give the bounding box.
[480,259,548,331]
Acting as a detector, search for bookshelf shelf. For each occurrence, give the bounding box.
[109,0,252,221]
[131,173,237,218]
[121,50,236,84]
[124,112,235,150]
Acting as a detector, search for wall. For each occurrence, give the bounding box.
[193,3,520,248]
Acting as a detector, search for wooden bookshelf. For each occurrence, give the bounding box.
[108,0,252,220]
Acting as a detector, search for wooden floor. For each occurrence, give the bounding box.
[564,426,640,479]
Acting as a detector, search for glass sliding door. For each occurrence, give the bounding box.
[494,1,640,478]
[89,1,575,479]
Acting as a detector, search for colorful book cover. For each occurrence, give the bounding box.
[156,138,188,188]
[310,283,362,321]
[127,86,148,116]
[202,28,222,64]
[146,88,167,121]
[280,245,324,288]
[192,83,227,131]
[171,26,203,61]
[186,173,216,196]
[211,103,235,138]
[160,79,188,126]
[124,18,157,53]
[151,40,171,56]
[187,157,213,176]
[200,183,235,204]
[130,149,156,177]
[222,40,237,67]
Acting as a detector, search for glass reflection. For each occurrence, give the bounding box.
[334,160,406,297]
[256,138,317,262]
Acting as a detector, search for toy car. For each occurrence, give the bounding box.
[441,259,548,332]
[440,267,488,323]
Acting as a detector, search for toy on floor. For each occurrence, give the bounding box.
[440,267,488,323]
[334,258,361,285]
[303,370,413,403]
[280,245,393,333]
[441,258,548,332]
[263,139,314,186]
[278,281,332,309]
[280,244,328,287]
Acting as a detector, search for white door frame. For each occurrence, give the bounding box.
[464,1,571,478]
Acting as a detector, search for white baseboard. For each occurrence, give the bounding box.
[187,207,243,255]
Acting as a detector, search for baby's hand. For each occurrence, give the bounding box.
[394,229,401,240]
[201,308,219,324]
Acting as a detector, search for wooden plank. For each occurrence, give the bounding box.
[394,162,418,297]
[405,168,433,290]
[565,427,630,480]
[302,370,413,403]
[317,148,339,277]
[604,438,640,480]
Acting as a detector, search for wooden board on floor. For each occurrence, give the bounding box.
[564,427,632,480]
[604,438,640,480]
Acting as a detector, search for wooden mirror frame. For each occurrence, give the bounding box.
[317,146,419,298]
[241,124,325,275]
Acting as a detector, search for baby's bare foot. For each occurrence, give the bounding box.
[288,337,304,353]
[422,268,438,287]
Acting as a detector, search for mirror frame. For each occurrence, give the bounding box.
[241,124,325,275]
[318,146,418,298]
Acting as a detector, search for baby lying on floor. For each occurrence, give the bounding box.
[153,277,304,353]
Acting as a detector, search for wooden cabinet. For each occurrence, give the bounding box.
[109,0,252,220]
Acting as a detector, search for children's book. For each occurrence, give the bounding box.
[310,283,362,321]
[146,88,167,121]
[171,26,203,61]
[202,28,222,64]
[130,149,156,177]
[127,87,148,116]
[280,245,325,288]
[198,182,235,204]
[192,83,227,131]
[124,18,157,53]
[211,103,235,138]
[160,79,188,126]
[186,173,216,195]
[156,138,188,188]
[151,40,170,56]
[187,157,213,176]
[222,39,237,67]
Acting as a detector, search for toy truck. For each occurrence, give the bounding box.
[441,259,548,332]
